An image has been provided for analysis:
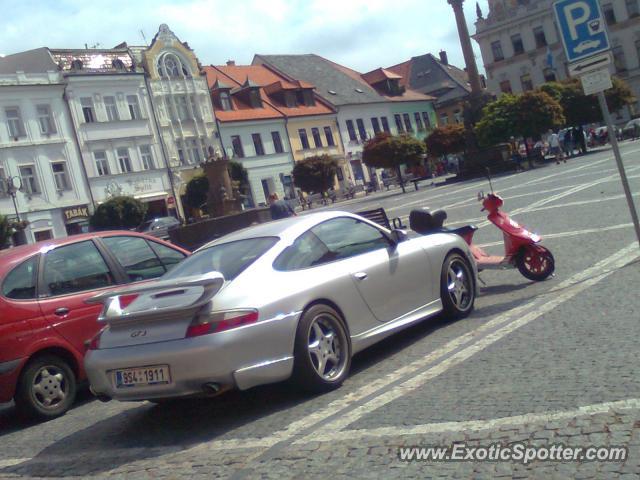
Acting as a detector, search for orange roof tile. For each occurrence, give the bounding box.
[205,64,336,121]
[361,68,402,85]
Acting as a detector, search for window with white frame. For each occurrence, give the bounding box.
[36,105,56,135]
[139,145,155,170]
[0,165,7,197]
[94,151,110,176]
[117,147,132,173]
[19,165,40,195]
[127,95,142,120]
[5,107,25,138]
[176,96,190,120]
[80,97,96,123]
[104,96,119,121]
[219,91,232,111]
[188,139,201,164]
[52,162,71,191]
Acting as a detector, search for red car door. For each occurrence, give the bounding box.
[37,240,118,356]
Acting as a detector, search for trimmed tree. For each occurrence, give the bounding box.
[185,174,209,212]
[475,91,565,151]
[89,196,147,230]
[538,77,635,126]
[362,133,425,193]
[292,154,338,196]
[425,124,467,157]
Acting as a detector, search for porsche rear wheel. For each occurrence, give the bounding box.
[292,304,351,392]
[440,253,475,319]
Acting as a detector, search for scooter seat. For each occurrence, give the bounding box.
[443,225,478,236]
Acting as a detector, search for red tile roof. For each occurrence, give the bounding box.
[361,68,402,85]
[204,64,336,121]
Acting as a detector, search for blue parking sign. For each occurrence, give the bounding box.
[554,0,610,63]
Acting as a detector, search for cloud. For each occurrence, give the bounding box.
[1,0,489,73]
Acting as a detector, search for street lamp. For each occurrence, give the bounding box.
[5,176,22,222]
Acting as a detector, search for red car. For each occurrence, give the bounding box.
[0,232,189,419]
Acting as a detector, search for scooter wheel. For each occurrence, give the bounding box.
[517,246,555,281]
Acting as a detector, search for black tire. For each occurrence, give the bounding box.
[441,253,475,320]
[517,246,555,281]
[292,304,351,392]
[15,355,77,419]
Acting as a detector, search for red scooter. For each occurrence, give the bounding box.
[409,185,555,282]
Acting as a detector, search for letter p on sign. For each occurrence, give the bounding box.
[564,1,590,40]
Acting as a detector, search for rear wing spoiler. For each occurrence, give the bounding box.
[86,271,225,323]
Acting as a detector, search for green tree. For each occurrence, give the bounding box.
[425,124,467,157]
[0,214,14,249]
[538,77,635,126]
[363,133,426,193]
[89,196,147,230]
[292,154,338,196]
[185,174,209,211]
[475,91,565,149]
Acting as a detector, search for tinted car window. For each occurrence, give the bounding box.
[164,237,277,281]
[102,236,165,281]
[43,241,115,296]
[148,240,186,271]
[312,218,390,260]
[273,230,332,271]
[2,256,38,299]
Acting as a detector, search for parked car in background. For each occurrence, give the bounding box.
[137,216,181,240]
[623,118,640,139]
[84,211,476,405]
[0,232,189,418]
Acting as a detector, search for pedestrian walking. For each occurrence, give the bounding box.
[269,193,296,220]
[548,129,564,164]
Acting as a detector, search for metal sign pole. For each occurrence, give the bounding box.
[597,92,640,249]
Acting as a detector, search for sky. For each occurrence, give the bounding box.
[0,0,490,74]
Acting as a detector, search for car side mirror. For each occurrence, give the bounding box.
[390,229,408,245]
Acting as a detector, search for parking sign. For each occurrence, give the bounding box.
[553,0,610,63]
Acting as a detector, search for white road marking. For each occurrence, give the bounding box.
[306,398,640,443]
[0,458,30,468]
[295,242,639,443]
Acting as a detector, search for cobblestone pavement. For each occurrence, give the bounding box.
[1,142,639,479]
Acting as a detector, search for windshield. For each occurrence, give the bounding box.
[163,237,278,281]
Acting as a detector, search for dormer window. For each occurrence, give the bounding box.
[249,89,262,108]
[303,90,315,106]
[112,59,125,70]
[285,91,296,108]
[219,91,232,111]
[70,59,83,70]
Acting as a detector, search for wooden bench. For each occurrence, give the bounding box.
[410,176,433,191]
[356,207,404,230]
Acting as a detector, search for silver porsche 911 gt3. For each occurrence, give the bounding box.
[84,211,477,402]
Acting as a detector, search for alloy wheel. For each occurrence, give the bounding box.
[447,260,472,310]
[307,314,347,381]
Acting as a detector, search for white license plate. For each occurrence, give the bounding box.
[114,365,171,388]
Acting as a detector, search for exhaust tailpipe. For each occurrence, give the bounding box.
[202,382,221,394]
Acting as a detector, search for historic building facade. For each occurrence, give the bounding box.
[0,58,92,243]
[473,0,640,120]
[51,48,174,219]
[129,24,221,216]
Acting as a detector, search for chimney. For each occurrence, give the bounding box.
[226,60,236,66]
[439,50,448,65]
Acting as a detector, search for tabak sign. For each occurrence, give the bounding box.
[63,205,90,223]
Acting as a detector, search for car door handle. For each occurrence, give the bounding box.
[54,307,70,317]
[354,272,368,281]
